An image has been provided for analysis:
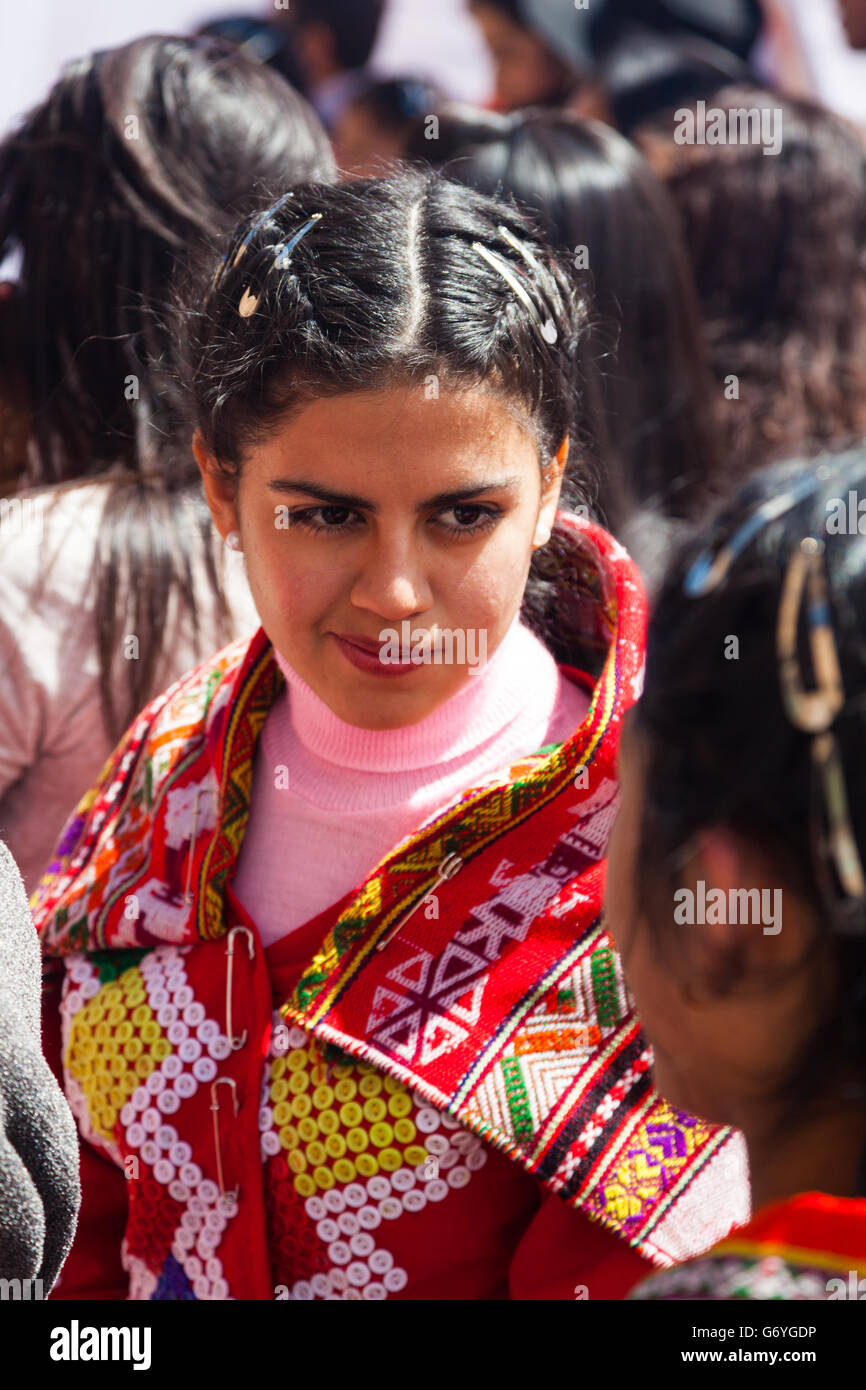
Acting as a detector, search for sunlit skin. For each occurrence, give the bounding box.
[469,2,572,110]
[333,102,407,178]
[194,383,566,731]
[604,712,866,1209]
[839,0,866,49]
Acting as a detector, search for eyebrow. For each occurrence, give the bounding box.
[265,476,522,511]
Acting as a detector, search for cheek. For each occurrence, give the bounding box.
[604,800,675,1059]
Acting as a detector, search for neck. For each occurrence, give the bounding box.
[269,615,561,773]
[746,1092,866,1211]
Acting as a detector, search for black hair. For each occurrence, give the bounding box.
[177,168,599,654]
[0,34,335,739]
[349,78,440,135]
[289,0,385,72]
[598,26,756,133]
[413,109,719,533]
[638,85,866,484]
[195,16,309,94]
[634,448,866,1125]
[591,0,763,65]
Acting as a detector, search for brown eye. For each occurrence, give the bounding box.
[435,504,502,538]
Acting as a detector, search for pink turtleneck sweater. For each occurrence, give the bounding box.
[231,618,590,947]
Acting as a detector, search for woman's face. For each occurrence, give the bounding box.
[196,383,563,729]
[604,715,831,1131]
[471,3,569,110]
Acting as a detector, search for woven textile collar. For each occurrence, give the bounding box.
[33,511,634,957]
[31,514,748,1263]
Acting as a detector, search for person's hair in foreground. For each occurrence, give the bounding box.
[638,86,866,486]
[416,107,719,536]
[606,450,866,1281]
[180,167,603,673]
[0,34,334,737]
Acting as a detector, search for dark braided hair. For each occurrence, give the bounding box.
[634,448,866,1129]
[177,168,604,662]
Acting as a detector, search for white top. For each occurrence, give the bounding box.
[0,480,259,896]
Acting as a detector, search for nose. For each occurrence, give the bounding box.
[349,530,433,621]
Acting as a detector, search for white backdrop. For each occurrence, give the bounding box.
[0,0,492,138]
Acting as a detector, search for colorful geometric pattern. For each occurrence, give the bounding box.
[630,1252,845,1300]
[630,1191,866,1299]
[262,1020,490,1300]
[33,513,749,1296]
[61,945,243,1300]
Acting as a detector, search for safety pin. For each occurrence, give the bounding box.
[210,1077,240,1206]
[375,852,463,952]
[183,786,218,904]
[225,926,254,1050]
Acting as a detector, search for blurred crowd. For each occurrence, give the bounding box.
[3,0,866,1314]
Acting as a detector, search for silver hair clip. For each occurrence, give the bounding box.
[211,191,295,291]
[237,212,324,318]
[472,240,557,345]
[683,467,831,598]
[271,213,323,271]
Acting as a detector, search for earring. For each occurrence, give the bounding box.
[225,531,242,551]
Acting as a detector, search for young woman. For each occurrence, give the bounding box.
[33,171,747,1301]
[0,35,335,894]
[604,449,866,1299]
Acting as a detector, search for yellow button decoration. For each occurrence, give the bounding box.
[65,964,172,1143]
[265,1038,438,1194]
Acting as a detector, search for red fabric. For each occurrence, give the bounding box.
[509,1194,653,1300]
[256,886,653,1301]
[43,892,653,1302]
[717,1190,866,1264]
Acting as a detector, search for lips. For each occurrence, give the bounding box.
[331,632,420,678]
[334,634,387,654]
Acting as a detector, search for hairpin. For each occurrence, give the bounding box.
[472,240,558,344]
[210,191,296,292]
[497,226,558,344]
[776,536,866,902]
[236,212,324,318]
[271,213,323,271]
[683,466,831,598]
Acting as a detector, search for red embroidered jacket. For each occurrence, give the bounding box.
[33,514,749,1301]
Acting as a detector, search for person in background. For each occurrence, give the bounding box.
[638,86,866,488]
[334,77,440,176]
[274,0,385,131]
[607,448,866,1299]
[0,836,78,1291]
[32,171,747,1302]
[412,107,721,586]
[468,0,764,126]
[196,14,309,94]
[467,0,600,116]
[839,0,866,48]
[0,35,336,896]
